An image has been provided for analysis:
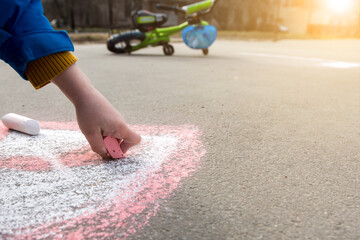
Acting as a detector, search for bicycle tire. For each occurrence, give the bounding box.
[107,31,146,54]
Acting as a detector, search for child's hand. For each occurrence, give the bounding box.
[75,88,141,158]
[52,64,141,158]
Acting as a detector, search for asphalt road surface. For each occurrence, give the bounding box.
[1,39,360,239]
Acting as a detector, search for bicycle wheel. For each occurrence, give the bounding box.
[107,30,146,54]
[202,48,209,55]
[163,44,174,56]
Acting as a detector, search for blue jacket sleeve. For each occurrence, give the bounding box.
[0,0,74,79]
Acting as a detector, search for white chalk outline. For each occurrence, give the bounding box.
[239,52,360,69]
[0,129,178,233]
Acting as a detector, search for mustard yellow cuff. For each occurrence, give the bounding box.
[25,51,78,89]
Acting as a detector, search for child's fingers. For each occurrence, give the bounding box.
[85,131,108,158]
[120,129,142,153]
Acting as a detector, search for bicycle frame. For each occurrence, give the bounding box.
[107,0,217,55]
[129,20,209,52]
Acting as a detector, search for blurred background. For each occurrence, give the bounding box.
[41,0,359,38]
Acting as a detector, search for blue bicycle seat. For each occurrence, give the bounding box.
[182,25,217,49]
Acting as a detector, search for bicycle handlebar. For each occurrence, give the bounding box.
[156,0,217,16]
[156,4,185,13]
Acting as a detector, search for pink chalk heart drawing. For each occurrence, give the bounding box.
[0,122,205,239]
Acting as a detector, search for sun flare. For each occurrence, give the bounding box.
[327,0,353,14]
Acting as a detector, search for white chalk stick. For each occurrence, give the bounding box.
[1,113,40,136]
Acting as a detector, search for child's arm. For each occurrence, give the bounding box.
[0,0,140,157]
[51,64,141,158]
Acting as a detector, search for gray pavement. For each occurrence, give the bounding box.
[1,39,360,239]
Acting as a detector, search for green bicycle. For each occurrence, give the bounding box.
[107,0,217,56]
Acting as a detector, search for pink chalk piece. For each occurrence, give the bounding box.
[103,136,124,159]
